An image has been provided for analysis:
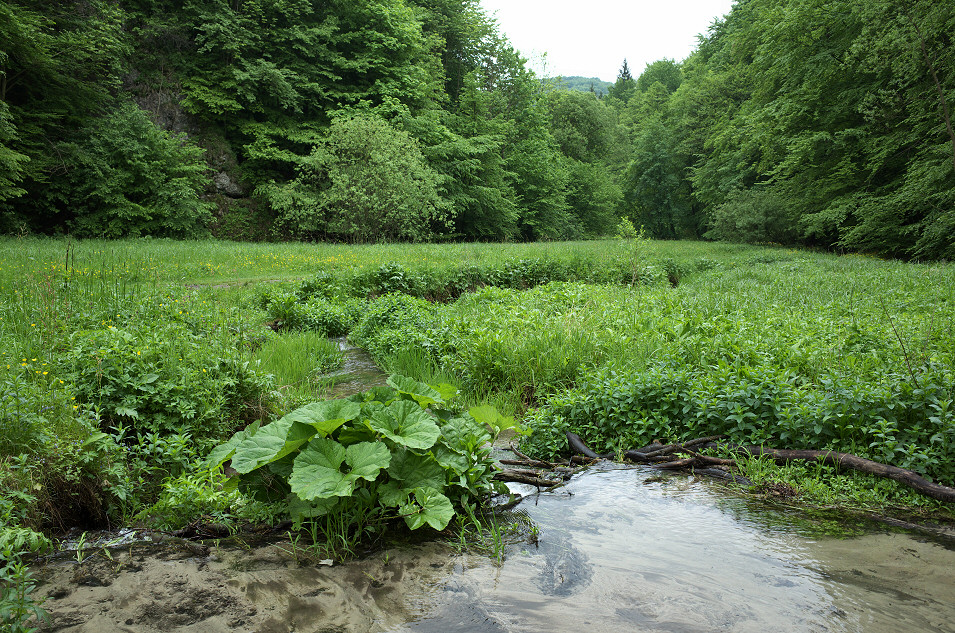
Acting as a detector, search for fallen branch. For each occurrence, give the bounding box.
[639,435,725,459]
[494,469,563,488]
[566,431,604,459]
[500,457,560,469]
[733,446,955,503]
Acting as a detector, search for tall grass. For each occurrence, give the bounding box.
[252,331,343,405]
[0,236,771,285]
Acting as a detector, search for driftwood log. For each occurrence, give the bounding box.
[561,430,955,503]
[733,446,955,504]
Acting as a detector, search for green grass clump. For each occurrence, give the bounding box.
[253,331,344,406]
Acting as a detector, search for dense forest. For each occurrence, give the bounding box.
[0,0,952,258]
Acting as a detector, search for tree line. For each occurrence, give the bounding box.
[0,0,952,259]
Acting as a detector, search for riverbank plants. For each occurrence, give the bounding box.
[1,236,953,630]
[205,375,521,560]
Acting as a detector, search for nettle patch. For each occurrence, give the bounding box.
[207,375,520,547]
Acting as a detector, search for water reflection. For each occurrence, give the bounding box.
[391,464,955,633]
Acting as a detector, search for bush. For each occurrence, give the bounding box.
[262,113,452,242]
[63,321,271,441]
[706,188,799,244]
[522,362,955,485]
[64,103,213,238]
[349,294,437,361]
[206,376,519,556]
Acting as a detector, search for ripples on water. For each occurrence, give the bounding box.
[392,464,955,633]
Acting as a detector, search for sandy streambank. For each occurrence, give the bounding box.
[31,538,461,633]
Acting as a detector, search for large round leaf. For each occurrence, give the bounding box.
[369,400,441,450]
[388,449,445,490]
[387,374,444,409]
[401,488,455,531]
[228,400,363,474]
[288,437,353,500]
[289,399,361,436]
[289,438,391,501]
[344,441,392,482]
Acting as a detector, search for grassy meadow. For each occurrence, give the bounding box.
[1,236,953,565]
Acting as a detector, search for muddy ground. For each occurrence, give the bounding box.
[31,537,460,633]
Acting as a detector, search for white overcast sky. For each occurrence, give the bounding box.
[478,0,736,82]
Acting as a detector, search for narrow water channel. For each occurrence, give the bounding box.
[321,337,389,398]
[34,464,955,632]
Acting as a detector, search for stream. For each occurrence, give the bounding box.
[29,344,955,632]
[32,464,955,633]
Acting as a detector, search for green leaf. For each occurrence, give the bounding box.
[337,422,376,445]
[469,404,518,434]
[388,449,445,490]
[430,382,459,402]
[288,494,341,528]
[228,400,360,474]
[440,416,491,454]
[231,418,295,474]
[368,400,441,450]
[288,437,354,500]
[115,406,139,418]
[344,441,391,482]
[206,426,252,469]
[377,480,410,508]
[434,444,470,475]
[387,374,444,409]
[286,399,361,436]
[402,488,454,531]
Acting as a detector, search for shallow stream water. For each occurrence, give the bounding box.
[321,337,390,398]
[34,464,955,633]
[389,464,955,633]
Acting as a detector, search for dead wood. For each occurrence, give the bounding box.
[639,435,726,459]
[654,458,697,470]
[494,469,562,488]
[733,446,955,503]
[566,431,604,459]
[500,457,561,469]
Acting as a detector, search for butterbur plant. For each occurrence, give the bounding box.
[206,375,521,556]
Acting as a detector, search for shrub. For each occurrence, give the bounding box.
[522,362,955,485]
[206,376,519,556]
[63,322,271,441]
[64,103,213,239]
[263,113,452,242]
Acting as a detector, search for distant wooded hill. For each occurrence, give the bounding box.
[548,76,613,94]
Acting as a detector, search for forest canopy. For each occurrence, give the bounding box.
[0,0,952,259]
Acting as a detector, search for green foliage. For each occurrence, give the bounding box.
[62,103,213,238]
[0,550,46,633]
[0,0,127,230]
[636,59,682,94]
[207,375,510,553]
[263,113,452,242]
[623,117,695,239]
[549,76,613,95]
[707,188,799,244]
[63,321,270,441]
[522,361,955,485]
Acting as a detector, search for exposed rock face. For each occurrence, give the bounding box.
[213,171,243,197]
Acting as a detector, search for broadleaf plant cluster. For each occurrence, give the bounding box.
[207,374,520,544]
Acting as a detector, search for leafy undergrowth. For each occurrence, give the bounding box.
[157,375,522,560]
[1,238,953,629]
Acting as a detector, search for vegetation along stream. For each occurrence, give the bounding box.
[31,464,955,633]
